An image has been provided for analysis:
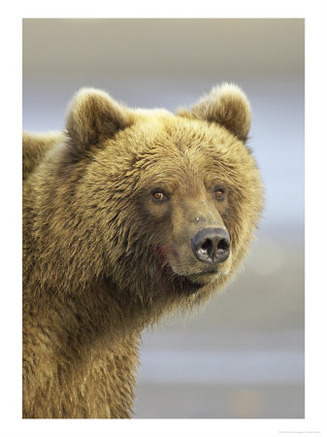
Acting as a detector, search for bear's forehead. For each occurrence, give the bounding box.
[95,113,251,190]
[137,114,220,145]
[113,114,236,157]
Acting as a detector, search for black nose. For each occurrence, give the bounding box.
[191,227,231,264]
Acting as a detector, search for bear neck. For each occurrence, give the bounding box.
[24,280,152,354]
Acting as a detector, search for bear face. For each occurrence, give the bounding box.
[24,84,263,315]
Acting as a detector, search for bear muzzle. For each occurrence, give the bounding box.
[191,227,231,265]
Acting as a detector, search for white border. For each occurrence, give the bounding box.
[1,1,327,436]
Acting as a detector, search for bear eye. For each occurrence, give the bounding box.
[213,186,225,200]
[151,189,168,202]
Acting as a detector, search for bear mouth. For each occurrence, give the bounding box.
[156,256,219,296]
[164,266,219,296]
[170,274,204,295]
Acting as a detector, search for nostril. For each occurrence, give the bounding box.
[217,238,230,252]
[201,239,213,253]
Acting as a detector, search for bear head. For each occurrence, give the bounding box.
[33,84,263,315]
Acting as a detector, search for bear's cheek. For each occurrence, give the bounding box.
[152,242,188,273]
[154,238,201,278]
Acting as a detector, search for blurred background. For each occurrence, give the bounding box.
[23,19,304,418]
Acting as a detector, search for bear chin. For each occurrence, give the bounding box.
[170,275,204,296]
[164,266,219,296]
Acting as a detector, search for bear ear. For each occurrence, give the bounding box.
[66,88,133,152]
[177,83,251,142]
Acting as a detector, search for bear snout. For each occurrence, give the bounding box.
[191,227,231,265]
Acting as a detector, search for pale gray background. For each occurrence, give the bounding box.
[23,18,304,418]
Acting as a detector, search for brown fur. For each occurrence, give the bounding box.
[23,83,263,418]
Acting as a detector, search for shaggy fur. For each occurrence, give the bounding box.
[23,83,264,418]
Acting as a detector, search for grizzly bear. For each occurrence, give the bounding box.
[23,83,263,418]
